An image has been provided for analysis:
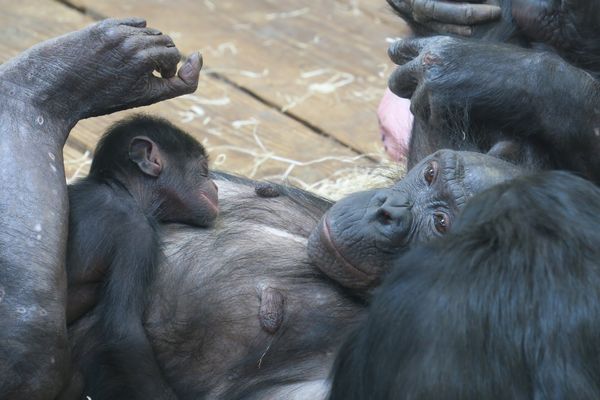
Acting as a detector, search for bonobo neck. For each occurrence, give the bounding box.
[105,174,162,219]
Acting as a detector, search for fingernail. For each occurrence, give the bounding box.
[180,52,201,78]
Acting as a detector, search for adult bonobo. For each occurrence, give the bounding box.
[329,171,600,400]
[0,18,200,399]
[307,149,522,290]
[380,0,600,161]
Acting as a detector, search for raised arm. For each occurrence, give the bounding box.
[0,18,200,398]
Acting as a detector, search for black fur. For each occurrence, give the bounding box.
[329,171,600,399]
[67,115,217,399]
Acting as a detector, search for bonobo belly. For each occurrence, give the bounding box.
[144,179,365,399]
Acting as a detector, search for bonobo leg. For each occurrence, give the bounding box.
[0,18,200,399]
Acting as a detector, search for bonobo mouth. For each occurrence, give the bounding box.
[199,192,219,217]
[318,217,376,285]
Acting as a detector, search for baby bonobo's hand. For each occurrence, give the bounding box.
[1,18,201,123]
[388,0,501,36]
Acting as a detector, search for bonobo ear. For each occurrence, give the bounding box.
[487,140,521,164]
[129,136,163,177]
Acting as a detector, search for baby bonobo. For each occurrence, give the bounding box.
[66,115,218,399]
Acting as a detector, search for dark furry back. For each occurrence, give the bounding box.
[330,171,600,400]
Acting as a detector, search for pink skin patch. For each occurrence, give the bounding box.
[377,88,414,161]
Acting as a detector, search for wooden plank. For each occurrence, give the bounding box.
[0,0,372,186]
[67,0,410,155]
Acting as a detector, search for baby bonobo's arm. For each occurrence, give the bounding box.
[0,19,200,398]
[82,211,176,400]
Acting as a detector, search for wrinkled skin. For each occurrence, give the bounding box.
[387,0,504,37]
[307,150,522,290]
[511,0,600,75]
[388,36,600,179]
[0,18,199,399]
[379,0,600,161]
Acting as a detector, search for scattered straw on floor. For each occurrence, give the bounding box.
[64,148,405,201]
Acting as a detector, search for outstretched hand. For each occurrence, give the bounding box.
[387,0,501,36]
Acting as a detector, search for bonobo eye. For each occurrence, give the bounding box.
[424,161,438,185]
[433,212,450,234]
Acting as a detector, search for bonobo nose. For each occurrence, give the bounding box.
[370,192,413,243]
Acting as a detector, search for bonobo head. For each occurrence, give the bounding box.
[307,149,522,290]
[90,115,219,227]
[329,171,600,400]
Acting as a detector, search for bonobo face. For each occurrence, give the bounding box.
[307,149,522,290]
[158,155,219,228]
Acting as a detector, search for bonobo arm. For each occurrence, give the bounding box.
[388,36,600,182]
[82,217,176,400]
[512,0,600,77]
[0,18,200,399]
[387,0,502,36]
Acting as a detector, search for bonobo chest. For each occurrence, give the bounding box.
[144,179,364,399]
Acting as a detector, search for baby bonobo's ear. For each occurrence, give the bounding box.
[129,136,163,177]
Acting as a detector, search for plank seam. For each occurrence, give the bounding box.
[54,0,375,161]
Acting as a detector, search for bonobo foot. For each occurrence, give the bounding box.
[0,17,201,140]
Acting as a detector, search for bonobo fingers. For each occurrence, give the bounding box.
[387,38,433,98]
[388,38,429,65]
[136,45,181,79]
[388,60,420,98]
[143,52,202,105]
[412,0,501,25]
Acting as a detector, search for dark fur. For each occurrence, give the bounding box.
[67,115,215,399]
[68,171,368,399]
[330,171,600,400]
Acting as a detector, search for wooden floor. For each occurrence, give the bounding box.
[0,0,409,190]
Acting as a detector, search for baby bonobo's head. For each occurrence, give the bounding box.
[90,114,219,227]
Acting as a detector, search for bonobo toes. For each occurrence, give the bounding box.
[0,17,201,130]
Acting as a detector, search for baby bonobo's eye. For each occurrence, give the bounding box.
[199,159,209,178]
[433,212,450,234]
[424,161,438,185]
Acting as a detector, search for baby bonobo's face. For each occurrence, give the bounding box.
[157,148,219,228]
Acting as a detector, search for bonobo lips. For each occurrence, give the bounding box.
[377,88,413,161]
[312,217,379,290]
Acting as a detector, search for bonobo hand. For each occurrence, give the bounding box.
[387,36,554,127]
[1,18,201,124]
[387,0,502,36]
[512,0,600,51]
